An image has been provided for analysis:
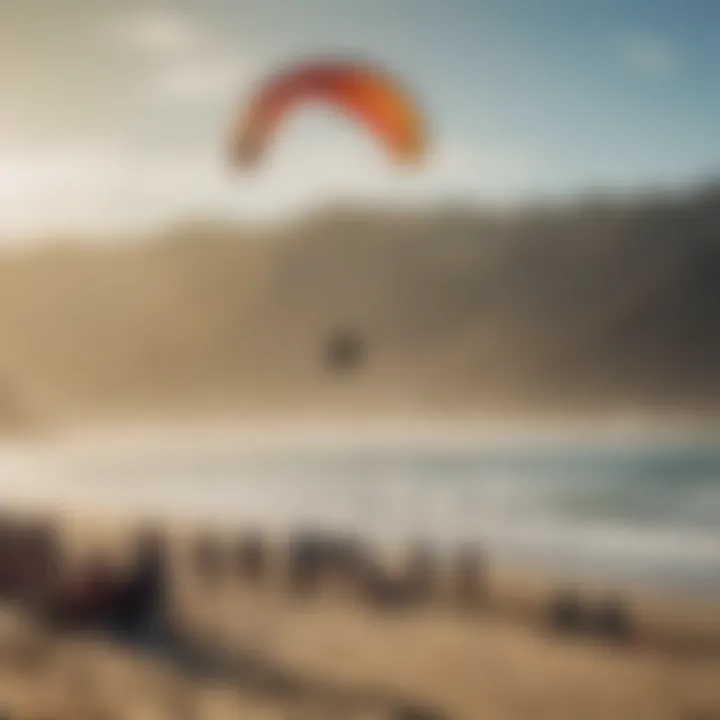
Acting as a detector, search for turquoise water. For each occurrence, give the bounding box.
[5,433,720,598]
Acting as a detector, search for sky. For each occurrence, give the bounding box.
[0,0,719,241]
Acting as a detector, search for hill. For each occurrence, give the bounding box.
[1,182,720,426]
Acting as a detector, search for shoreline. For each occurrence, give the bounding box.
[4,411,720,449]
[0,426,717,606]
[5,492,719,605]
[20,506,720,646]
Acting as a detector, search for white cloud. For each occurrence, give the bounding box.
[0,139,188,240]
[620,32,681,77]
[104,10,259,103]
[106,10,206,57]
[150,52,255,102]
[0,133,538,242]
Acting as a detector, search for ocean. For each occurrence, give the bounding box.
[2,425,719,599]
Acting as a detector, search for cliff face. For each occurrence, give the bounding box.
[1,185,720,424]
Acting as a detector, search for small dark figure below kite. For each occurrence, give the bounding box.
[324,329,365,374]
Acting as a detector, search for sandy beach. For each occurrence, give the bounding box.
[0,512,716,720]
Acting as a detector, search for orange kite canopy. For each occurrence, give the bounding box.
[230,58,428,169]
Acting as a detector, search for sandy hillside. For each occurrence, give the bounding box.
[3,187,720,428]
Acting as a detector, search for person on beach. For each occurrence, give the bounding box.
[111,530,170,643]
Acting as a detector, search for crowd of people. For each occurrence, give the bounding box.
[0,514,636,651]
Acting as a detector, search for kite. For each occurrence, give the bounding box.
[230,58,428,168]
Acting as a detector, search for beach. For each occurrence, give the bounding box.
[0,425,717,718]
[0,521,717,720]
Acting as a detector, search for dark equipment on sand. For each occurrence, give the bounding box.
[546,588,588,636]
[47,555,119,629]
[0,516,61,608]
[192,533,225,585]
[285,532,370,598]
[287,531,329,597]
[45,530,171,641]
[404,542,439,606]
[235,531,268,585]
[592,597,636,645]
[453,545,486,611]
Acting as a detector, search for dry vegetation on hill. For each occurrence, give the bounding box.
[2,183,720,429]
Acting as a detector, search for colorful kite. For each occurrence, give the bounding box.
[230,58,428,168]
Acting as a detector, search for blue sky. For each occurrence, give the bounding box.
[0,0,718,239]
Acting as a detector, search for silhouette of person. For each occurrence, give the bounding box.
[113,530,169,642]
[325,329,365,373]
